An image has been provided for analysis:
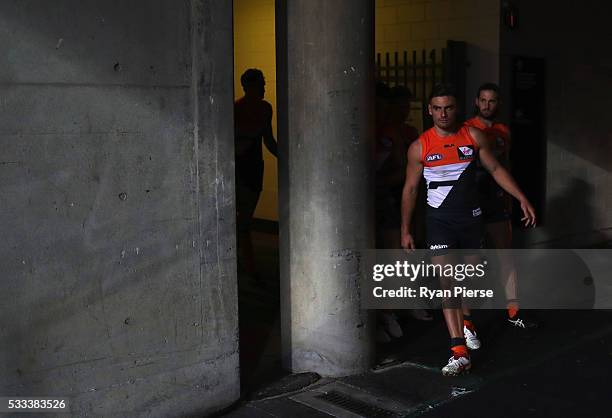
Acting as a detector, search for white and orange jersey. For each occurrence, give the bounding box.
[464,117,510,160]
[419,125,480,211]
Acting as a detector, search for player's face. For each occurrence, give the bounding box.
[429,96,457,130]
[476,89,499,119]
[254,80,265,99]
[245,80,265,99]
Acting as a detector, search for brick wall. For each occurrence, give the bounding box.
[376,0,500,111]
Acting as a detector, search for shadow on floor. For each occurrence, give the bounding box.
[234,229,612,416]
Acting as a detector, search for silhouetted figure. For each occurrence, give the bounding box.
[375,86,431,341]
[375,86,419,248]
[235,69,277,279]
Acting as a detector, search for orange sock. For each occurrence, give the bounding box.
[463,315,475,331]
[507,301,520,319]
[451,344,468,358]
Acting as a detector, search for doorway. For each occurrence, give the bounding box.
[233,0,284,396]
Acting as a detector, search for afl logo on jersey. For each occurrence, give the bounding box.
[457,145,475,160]
[426,153,443,162]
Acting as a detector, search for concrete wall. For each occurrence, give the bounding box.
[500,0,612,247]
[0,1,239,416]
[234,0,278,221]
[375,0,500,111]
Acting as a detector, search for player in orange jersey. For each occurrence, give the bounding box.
[400,84,535,375]
[465,83,538,330]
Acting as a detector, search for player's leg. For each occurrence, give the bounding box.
[236,186,261,279]
[486,219,537,328]
[375,205,405,341]
[485,219,517,308]
[428,215,471,375]
[458,217,485,350]
[432,252,471,376]
[461,254,483,350]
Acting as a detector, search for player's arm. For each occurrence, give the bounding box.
[501,129,512,168]
[400,140,424,249]
[470,127,536,227]
[501,130,513,209]
[262,102,278,157]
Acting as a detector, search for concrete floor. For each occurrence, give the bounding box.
[225,229,612,417]
[237,230,286,396]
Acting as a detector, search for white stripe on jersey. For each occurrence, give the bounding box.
[423,161,471,208]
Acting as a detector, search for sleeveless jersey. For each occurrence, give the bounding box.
[464,117,510,160]
[464,117,512,209]
[420,125,480,211]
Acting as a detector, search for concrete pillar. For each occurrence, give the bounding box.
[276,0,375,376]
[0,1,238,416]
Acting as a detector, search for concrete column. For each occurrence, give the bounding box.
[0,1,238,415]
[277,0,375,376]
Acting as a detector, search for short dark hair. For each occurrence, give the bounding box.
[240,68,264,88]
[389,85,413,102]
[429,83,457,102]
[476,82,500,98]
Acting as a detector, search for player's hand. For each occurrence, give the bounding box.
[401,232,416,251]
[519,199,536,227]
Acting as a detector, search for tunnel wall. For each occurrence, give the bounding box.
[499,0,612,247]
[376,0,500,117]
[0,1,239,416]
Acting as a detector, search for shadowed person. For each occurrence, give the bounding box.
[465,82,538,329]
[235,69,278,280]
